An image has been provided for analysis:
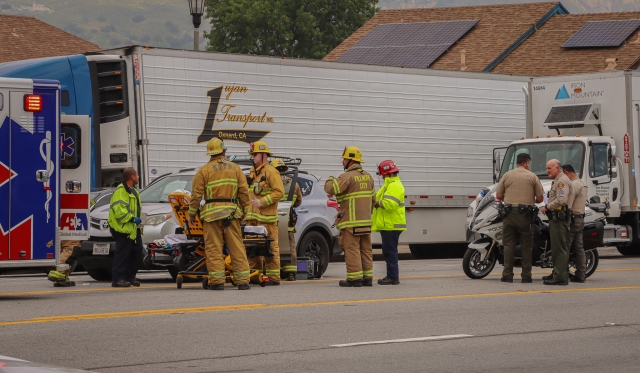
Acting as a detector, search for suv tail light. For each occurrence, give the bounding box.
[327,197,339,212]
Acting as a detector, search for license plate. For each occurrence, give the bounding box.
[93,243,110,255]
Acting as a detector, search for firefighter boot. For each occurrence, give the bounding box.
[53,277,76,287]
[47,270,66,283]
[238,284,251,290]
[339,279,363,287]
[362,278,373,286]
[286,272,296,281]
[209,284,225,290]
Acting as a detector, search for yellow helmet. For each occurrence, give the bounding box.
[342,145,364,163]
[248,141,272,156]
[271,158,288,172]
[206,137,226,156]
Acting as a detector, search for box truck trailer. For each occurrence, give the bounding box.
[470,70,640,256]
[0,47,530,256]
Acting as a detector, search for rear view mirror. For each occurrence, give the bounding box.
[589,196,601,204]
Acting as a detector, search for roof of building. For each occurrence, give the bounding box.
[323,2,567,73]
[0,14,99,64]
[492,12,640,76]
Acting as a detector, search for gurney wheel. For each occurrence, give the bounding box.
[176,276,183,289]
[202,278,209,289]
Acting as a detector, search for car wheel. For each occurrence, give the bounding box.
[298,231,330,277]
[87,268,112,281]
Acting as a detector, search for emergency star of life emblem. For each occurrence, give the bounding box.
[60,134,75,158]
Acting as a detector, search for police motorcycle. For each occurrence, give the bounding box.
[463,186,608,279]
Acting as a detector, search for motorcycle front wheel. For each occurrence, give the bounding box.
[584,249,599,278]
[462,248,497,279]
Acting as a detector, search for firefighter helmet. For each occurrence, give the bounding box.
[206,137,226,156]
[271,158,288,172]
[342,145,364,163]
[248,141,273,156]
[377,160,401,176]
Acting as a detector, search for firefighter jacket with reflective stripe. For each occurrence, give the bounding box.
[108,183,142,240]
[189,155,250,222]
[282,177,302,232]
[246,163,284,223]
[324,164,375,230]
[372,176,406,232]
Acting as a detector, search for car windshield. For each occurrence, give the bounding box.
[140,175,194,203]
[91,192,113,211]
[499,141,585,180]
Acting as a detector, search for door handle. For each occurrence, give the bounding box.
[297,208,309,214]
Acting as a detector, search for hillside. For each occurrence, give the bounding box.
[1,0,640,50]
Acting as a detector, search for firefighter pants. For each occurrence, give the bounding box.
[112,231,143,282]
[59,240,80,275]
[567,216,586,278]
[203,219,250,286]
[339,229,373,281]
[282,231,297,274]
[248,221,281,282]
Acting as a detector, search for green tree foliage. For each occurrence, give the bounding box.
[204,0,379,59]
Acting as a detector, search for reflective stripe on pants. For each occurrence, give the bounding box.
[248,221,281,282]
[203,219,250,285]
[339,229,373,281]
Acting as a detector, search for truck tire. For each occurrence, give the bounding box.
[87,268,112,281]
[616,246,639,256]
[409,244,429,259]
[298,231,330,277]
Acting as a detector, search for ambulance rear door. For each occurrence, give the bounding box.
[59,115,91,260]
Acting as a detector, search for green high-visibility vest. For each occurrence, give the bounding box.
[372,176,406,232]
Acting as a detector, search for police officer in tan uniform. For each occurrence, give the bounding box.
[562,164,588,283]
[496,153,544,283]
[541,159,573,285]
[324,146,375,287]
[189,137,252,290]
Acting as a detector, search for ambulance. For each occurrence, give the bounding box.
[0,78,90,272]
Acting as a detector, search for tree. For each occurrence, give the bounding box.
[204,0,379,59]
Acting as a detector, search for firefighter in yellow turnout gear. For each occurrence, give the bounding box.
[246,141,284,285]
[324,146,375,287]
[272,158,303,281]
[189,137,252,290]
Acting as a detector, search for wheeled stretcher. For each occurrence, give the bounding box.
[167,192,273,289]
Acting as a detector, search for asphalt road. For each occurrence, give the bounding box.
[1,249,639,373]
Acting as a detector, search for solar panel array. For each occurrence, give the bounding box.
[337,20,479,68]
[562,19,640,48]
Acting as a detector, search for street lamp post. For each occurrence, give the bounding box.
[188,0,206,51]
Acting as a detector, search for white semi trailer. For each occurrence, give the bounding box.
[473,70,640,256]
[1,47,531,256]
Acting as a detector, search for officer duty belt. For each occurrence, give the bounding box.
[205,198,238,204]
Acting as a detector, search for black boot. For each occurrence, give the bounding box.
[339,279,363,287]
[500,276,513,283]
[362,278,373,286]
[237,284,251,290]
[112,280,131,288]
[542,273,554,281]
[544,278,568,286]
[208,284,225,290]
[377,277,400,285]
[570,276,585,283]
[128,278,141,287]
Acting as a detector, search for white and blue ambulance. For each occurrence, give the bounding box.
[0,78,90,272]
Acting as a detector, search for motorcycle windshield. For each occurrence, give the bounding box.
[499,141,585,180]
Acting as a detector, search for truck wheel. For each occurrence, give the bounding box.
[87,268,112,281]
[616,246,639,256]
[298,231,330,277]
[409,244,429,259]
[584,250,599,278]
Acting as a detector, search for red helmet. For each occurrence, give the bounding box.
[377,160,400,176]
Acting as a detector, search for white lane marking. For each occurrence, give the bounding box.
[330,334,473,348]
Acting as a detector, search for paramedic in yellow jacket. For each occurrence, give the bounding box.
[246,141,284,285]
[324,146,375,287]
[272,158,303,281]
[189,137,252,290]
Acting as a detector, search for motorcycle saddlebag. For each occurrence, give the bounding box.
[582,221,604,251]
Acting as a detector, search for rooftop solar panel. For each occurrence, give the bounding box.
[337,20,479,68]
[562,19,640,48]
